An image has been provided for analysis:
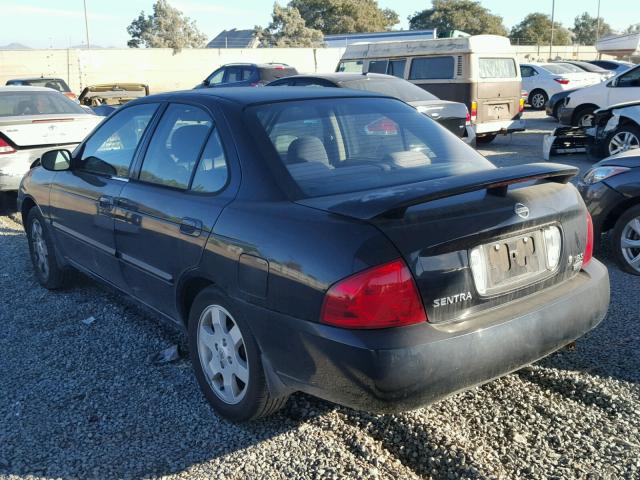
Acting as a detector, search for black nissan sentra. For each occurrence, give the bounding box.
[18,88,610,421]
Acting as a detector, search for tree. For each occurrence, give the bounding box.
[572,12,612,44]
[289,0,399,34]
[510,13,572,46]
[257,3,324,47]
[626,23,640,34]
[408,0,507,36]
[127,0,207,50]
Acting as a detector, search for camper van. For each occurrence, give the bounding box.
[337,35,525,143]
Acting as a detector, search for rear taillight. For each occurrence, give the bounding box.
[554,78,570,85]
[470,101,477,123]
[583,211,594,267]
[64,92,78,102]
[518,98,525,113]
[0,137,16,155]
[320,259,427,329]
[465,111,471,125]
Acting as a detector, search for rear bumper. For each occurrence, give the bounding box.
[475,119,526,135]
[250,260,609,413]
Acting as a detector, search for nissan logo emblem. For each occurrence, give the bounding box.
[514,203,530,219]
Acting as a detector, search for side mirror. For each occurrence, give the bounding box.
[40,149,72,171]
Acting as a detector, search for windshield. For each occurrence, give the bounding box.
[249,98,493,198]
[340,77,438,102]
[0,91,86,117]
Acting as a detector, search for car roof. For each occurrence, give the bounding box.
[279,72,396,82]
[0,86,63,92]
[7,77,65,82]
[142,86,390,107]
[217,63,293,69]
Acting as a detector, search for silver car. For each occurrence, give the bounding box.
[0,86,102,191]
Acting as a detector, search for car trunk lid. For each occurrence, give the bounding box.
[298,163,589,323]
[0,114,102,148]
[410,99,468,138]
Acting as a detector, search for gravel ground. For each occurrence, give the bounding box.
[1,110,639,480]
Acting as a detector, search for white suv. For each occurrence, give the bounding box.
[559,64,640,126]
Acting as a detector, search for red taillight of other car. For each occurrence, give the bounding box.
[63,92,78,102]
[583,211,594,267]
[0,137,16,155]
[465,111,471,126]
[554,78,570,85]
[320,259,427,329]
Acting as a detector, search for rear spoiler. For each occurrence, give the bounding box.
[315,163,578,220]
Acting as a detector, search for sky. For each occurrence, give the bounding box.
[0,0,637,49]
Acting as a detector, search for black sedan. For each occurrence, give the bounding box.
[18,87,609,421]
[546,89,578,119]
[579,150,640,275]
[267,73,475,145]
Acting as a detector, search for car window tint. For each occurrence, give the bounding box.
[191,128,228,193]
[78,103,157,177]
[241,67,255,81]
[387,59,406,78]
[260,67,298,82]
[251,98,492,197]
[409,57,454,80]
[225,67,243,83]
[617,66,640,87]
[139,104,212,189]
[520,66,534,77]
[479,58,517,78]
[368,60,388,74]
[0,91,84,117]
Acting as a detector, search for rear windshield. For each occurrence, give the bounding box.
[259,67,298,82]
[337,60,364,73]
[0,91,86,117]
[10,79,70,92]
[340,77,438,102]
[551,63,583,73]
[541,64,572,75]
[249,97,492,198]
[478,58,517,78]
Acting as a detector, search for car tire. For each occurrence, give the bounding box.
[606,123,640,157]
[188,286,289,421]
[26,207,66,289]
[529,90,547,110]
[476,133,497,144]
[573,105,596,127]
[611,204,640,276]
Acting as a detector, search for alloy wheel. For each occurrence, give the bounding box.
[30,219,49,279]
[608,131,640,156]
[197,305,249,404]
[531,93,546,109]
[620,217,640,274]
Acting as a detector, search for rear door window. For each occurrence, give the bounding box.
[190,128,229,193]
[368,60,388,74]
[409,57,454,80]
[139,104,213,189]
[520,66,536,77]
[224,67,245,84]
[478,58,517,78]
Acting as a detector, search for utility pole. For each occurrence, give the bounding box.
[83,0,91,49]
[549,0,555,60]
[595,0,601,42]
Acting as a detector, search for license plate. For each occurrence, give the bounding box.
[489,103,509,119]
[475,230,552,295]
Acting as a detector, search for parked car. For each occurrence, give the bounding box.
[546,89,578,119]
[520,63,601,110]
[195,63,298,89]
[18,87,609,421]
[0,86,102,192]
[588,59,634,75]
[553,60,614,81]
[267,72,475,144]
[544,102,640,160]
[559,64,640,126]
[337,35,526,143]
[79,83,150,116]
[6,77,78,102]
[578,150,640,275]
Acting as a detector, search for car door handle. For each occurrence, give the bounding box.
[98,195,115,211]
[179,217,203,237]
